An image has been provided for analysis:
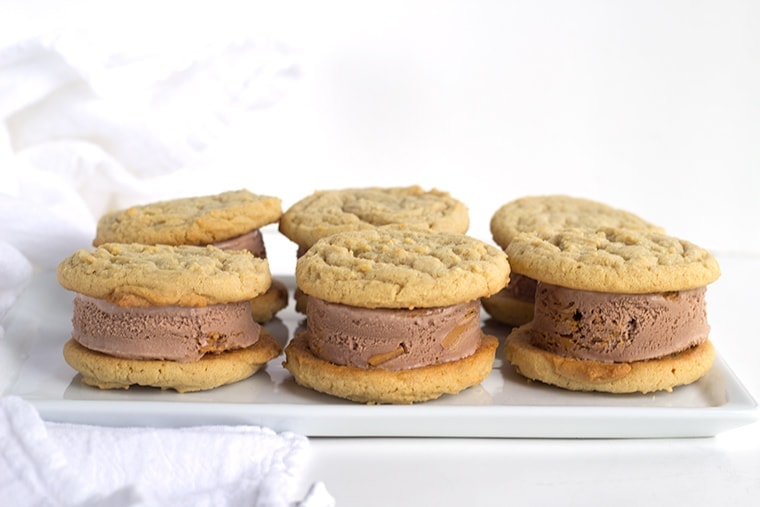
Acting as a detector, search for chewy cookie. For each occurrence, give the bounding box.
[483,195,663,326]
[279,185,470,312]
[93,189,287,323]
[503,227,720,394]
[58,243,281,392]
[283,227,509,404]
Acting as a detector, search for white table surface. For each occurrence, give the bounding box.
[292,253,760,507]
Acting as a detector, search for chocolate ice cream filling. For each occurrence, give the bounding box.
[499,272,538,303]
[304,296,483,370]
[212,229,267,258]
[71,295,262,362]
[530,283,710,362]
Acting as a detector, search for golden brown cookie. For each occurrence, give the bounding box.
[296,227,510,309]
[279,186,470,250]
[57,243,271,307]
[505,326,715,394]
[284,332,498,404]
[63,331,281,393]
[489,194,663,250]
[250,279,289,324]
[504,227,720,293]
[480,291,534,327]
[93,189,282,246]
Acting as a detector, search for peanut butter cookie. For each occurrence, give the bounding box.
[58,243,271,307]
[93,189,282,246]
[296,227,509,309]
[63,331,281,393]
[279,185,469,250]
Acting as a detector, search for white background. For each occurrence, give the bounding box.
[3,1,759,269]
[204,0,760,272]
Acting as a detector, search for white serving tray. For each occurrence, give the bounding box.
[2,272,757,438]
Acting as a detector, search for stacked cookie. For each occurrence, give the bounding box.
[484,195,663,326]
[279,186,470,313]
[58,189,288,392]
[93,189,288,323]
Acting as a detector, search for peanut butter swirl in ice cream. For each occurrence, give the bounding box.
[304,296,482,370]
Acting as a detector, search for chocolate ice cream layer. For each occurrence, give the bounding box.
[503,272,538,302]
[304,296,482,370]
[213,229,267,258]
[71,295,262,362]
[530,283,710,362]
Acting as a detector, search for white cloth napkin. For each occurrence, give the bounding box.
[0,0,298,331]
[0,396,334,507]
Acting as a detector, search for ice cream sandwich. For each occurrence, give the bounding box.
[503,226,720,394]
[93,189,288,323]
[278,185,470,313]
[58,243,281,392]
[484,195,663,327]
[282,227,510,404]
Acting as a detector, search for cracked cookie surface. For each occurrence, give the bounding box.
[57,243,271,307]
[94,189,282,246]
[296,227,510,309]
[490,194,662,249]
[505,227,720,293]
[279,186,469,249]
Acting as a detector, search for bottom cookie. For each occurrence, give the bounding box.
[481,291,534,327]
[250,278,289,323]
[505,324,715,394]
[283,333,498,404]
[293,286,308,314]
[63,331,282,393]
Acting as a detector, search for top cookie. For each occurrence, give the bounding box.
[279,186,470,249]
[490,195,662,250]
[505,227,720,293]
[296,227,510,309]
[93,190,282,246]
[58,243,272,307]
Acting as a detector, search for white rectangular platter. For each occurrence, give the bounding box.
[2,272,757,438]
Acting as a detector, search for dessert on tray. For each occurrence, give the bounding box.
[93,189,287,323]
